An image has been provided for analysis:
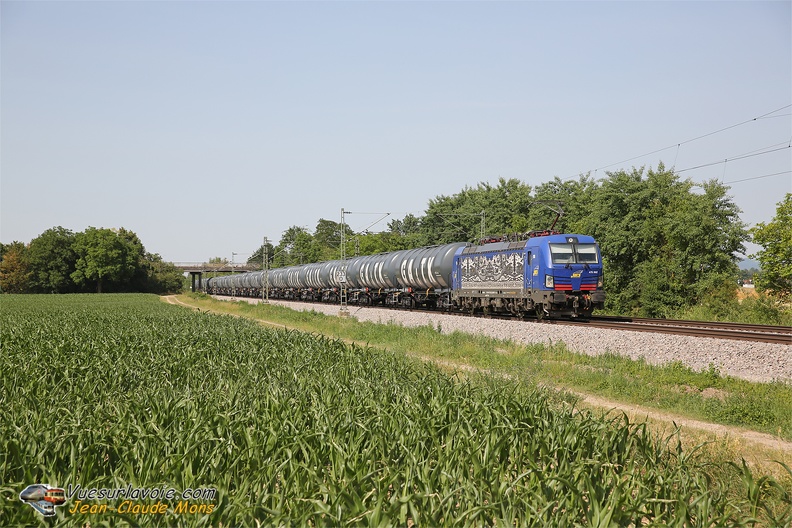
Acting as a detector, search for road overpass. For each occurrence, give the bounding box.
[170,262,260,291]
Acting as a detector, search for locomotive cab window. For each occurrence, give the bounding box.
[549,243,600,265]
[576,244,599,264]
[549,244,575,264]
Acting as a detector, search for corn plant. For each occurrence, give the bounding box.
[1,294,789,526]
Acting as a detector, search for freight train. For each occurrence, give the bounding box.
[203,232,605,319]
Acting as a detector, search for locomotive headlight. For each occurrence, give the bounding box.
[545,275,554,288]
[598,275,604,288]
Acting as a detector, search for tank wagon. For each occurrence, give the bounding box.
[204,233,605,319]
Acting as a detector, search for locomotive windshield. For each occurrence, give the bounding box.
[549,243,600,264]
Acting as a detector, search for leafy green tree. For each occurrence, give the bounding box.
[577,165,747,316]
[751,193,792,299]
[208,257,229,265]
[673,179,747,301]
[292,228,318,264]
[476,178,534,235]
[116,227,149,291]
[387,214,425,249]
[3,226,181,294]
[422,178,533,244]
[312,219,349,261]
[352,232,392,256]
[248,240,276,270]
[27,226,78,293]
[140,253,184,293]
[272,226,316,267]
[114,230,180,294]
[71,227,140,293]
[204,257,231,279]
[529,176,597,232]
[0,242,31,293]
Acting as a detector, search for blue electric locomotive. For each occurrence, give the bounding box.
[451,233,605,319]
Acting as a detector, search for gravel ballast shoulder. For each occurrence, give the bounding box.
[217,296,791,384]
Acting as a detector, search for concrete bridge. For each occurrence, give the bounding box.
[170,262,260,291]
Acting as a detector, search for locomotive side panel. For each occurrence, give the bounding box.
[455,247,526,291]
[451,242,531,315]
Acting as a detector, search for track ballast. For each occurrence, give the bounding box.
[217,295,791,345]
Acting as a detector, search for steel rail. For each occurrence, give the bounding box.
[592,315,792,334]
[551,317,791,345]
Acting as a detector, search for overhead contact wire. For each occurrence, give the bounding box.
[565,103,792,180]
[675,144,790,174]
[723,170,792,184]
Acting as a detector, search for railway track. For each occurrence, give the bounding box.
[552,315,792,345]
[216,294,791,345]
[466,311,790,344]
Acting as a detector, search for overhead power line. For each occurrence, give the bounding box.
[675,143,791,174]
[565,104,792,180]
[724,170,792,185]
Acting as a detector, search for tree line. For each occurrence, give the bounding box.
[3,166,787,313]
[0,227,183,294]
[245,165,790,316]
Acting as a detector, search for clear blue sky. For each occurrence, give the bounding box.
[2,1,790,262]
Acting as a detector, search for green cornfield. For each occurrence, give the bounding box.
[1,294,789,526]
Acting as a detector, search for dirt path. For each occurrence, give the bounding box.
[162,295,792,463]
